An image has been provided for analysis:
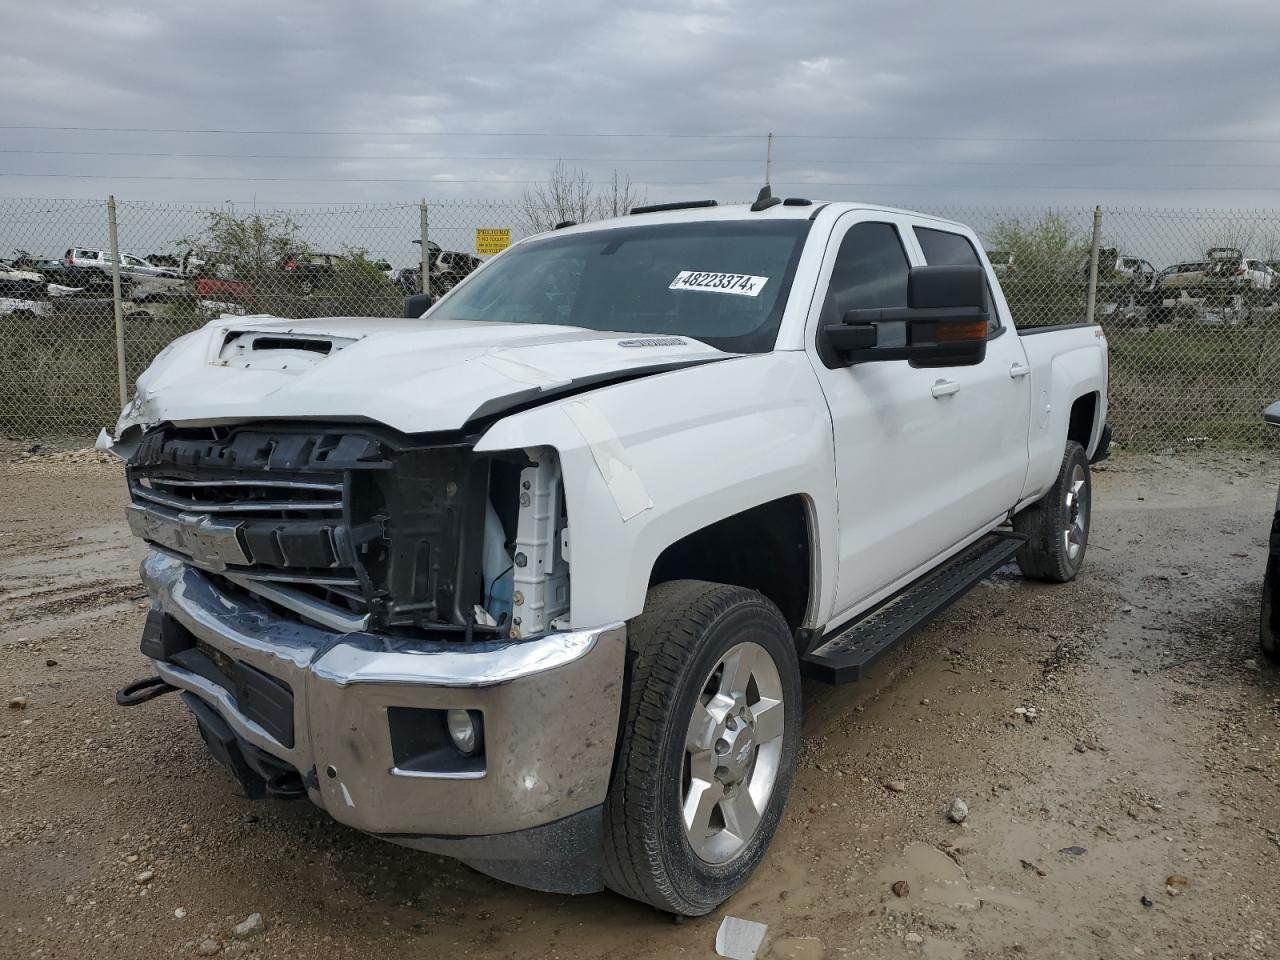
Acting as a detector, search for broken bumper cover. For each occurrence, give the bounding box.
[139,550,626,894]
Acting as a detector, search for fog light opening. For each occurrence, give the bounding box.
[446,709,483,757]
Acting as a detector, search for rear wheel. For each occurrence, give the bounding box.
[602,580,801,916]
[1014,441,1091,583]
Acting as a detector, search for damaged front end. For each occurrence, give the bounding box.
[115,422,622,894]
[123,422,570,640]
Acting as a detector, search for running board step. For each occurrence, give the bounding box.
[801,532,1025,685]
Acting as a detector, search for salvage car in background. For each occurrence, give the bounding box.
[1090,249,1157,324]
[278,251,344,294]
[396,239,483,295]
[65,247,180,282]
[1203,247,1272,300]
[0,259,46,298]
[1155,260,1208,297]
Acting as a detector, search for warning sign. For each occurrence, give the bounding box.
[475,228,511,256]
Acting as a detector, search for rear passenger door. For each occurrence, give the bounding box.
[910,223,1031,539]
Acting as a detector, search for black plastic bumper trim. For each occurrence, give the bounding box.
[379,805,605,895]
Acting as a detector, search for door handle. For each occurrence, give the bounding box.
[930,378,960,399]
[1009,362,1031,379]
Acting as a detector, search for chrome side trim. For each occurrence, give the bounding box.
[127,503,250,570]
[131,484,342,513]
[145,477,343,492]
[310,625,619,689]
[390,767,487,781]
[230,569,361,588]
[223,571,370,634]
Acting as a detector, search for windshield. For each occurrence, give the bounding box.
[429,219,812,352]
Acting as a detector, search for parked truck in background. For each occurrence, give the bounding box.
[102,195,1109,916]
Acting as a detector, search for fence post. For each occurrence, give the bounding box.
[1084,204,1102,326]
[107,195,127,408]
[419,199,430,296]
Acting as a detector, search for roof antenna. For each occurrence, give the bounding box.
[751,133,781,211]
[750,183,781,212]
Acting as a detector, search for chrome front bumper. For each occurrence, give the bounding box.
[139,551,626,842]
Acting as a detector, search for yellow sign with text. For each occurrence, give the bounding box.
[475,228,511,256]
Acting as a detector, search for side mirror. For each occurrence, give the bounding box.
[403,292,432,318]
[820,265,989,368]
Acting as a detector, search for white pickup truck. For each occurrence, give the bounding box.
[104,194,1109,916]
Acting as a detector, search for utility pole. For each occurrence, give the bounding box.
[1084,205,1103,326]
[419,199,430,296]
[765,132,774,185]
[107,195,127,408]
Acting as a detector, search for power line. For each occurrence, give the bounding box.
[0,125,759,138]
[4,148,1280,169]
[5,124,1280,145]
[4,171,1280,190]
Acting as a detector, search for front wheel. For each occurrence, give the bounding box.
[1014,441,1092,582]
[601,580,801,916]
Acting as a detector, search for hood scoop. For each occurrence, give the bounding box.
[617,336,687,348]
[216,329,359,372]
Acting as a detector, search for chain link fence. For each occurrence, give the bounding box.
[3,196,1279,449]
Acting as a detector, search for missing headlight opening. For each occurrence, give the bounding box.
[123,424,570,642]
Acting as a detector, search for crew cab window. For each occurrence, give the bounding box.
[430,220,811,353]
[913,226,999,334]
[822,222,909,320]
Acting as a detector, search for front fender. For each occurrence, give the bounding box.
[476,353,838,628]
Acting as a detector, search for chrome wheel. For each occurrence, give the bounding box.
[682,641,785,864]
[1063,462,1088,561]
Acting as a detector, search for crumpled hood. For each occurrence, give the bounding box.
[115,314,734,436]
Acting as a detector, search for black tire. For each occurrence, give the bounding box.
[1013,441,1092,583]
[1262,526,1280,664]
[1261,575,1279,664]
[601,580,801,916]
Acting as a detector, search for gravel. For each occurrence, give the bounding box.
[4,450,1280,959]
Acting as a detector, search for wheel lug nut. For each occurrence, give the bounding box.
[715,738,730,755]
[715,765,730,782]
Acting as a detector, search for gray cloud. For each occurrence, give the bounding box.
[2,0,1279,216]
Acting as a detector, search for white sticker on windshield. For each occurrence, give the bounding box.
[669,271,768,297]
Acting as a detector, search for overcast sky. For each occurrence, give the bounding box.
[2,0,1279,258]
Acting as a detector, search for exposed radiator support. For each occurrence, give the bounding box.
[509,449,570,638]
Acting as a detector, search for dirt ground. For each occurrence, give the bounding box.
[2,446,1279,960]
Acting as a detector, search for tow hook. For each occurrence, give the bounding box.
[115,675,178,707]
